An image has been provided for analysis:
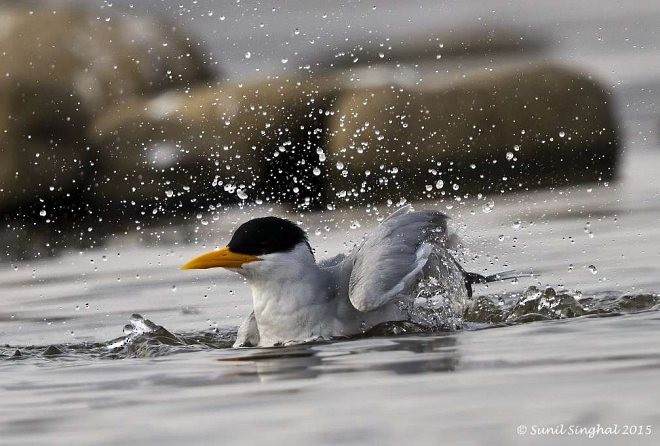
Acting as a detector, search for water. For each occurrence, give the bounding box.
[2,311,660,445]
[3,0,660,444]
[2,146,659,444]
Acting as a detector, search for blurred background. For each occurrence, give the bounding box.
[3,0,658,259]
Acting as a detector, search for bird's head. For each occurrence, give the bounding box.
[181,216,314,280]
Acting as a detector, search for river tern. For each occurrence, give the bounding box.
[182,206,523,347]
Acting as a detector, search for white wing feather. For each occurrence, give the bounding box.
[343,206,449,312]
[233,311,260,347]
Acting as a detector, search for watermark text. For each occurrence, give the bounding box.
[516,424,652,438]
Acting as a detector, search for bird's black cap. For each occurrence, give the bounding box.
[228,216,309,256]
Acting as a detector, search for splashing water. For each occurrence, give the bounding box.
[3,315,236,360]
[2,288,659,361]
[398,248,468,331]
[464,286,660,324]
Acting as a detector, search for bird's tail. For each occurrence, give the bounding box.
[464,270,536,297]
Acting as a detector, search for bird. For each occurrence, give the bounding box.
[182,206,526,347]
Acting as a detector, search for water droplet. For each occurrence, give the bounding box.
[236,189,248,200]
[244,51,252,59]
[588,265,598,274]
[506,151,514,161]
[312,167,321,176]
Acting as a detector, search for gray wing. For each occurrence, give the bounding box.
[233,311,259,348]
[317,253,347,269]
[343,206,449,312]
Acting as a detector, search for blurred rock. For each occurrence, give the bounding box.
[324,64,620,205]
[91,64,620,213]
[90,76,337,213]
[0,6,213,214]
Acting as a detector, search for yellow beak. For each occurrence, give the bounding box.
[181,246,260,270]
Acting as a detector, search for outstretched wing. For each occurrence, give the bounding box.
[343,206,449,312]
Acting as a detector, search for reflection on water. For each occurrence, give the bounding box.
[220,335,460,381]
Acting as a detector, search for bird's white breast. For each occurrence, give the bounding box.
[242,244,339,345]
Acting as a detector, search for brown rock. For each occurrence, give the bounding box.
[0,6,213,213]
[324,64,619,205]
[90,76,338,212]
